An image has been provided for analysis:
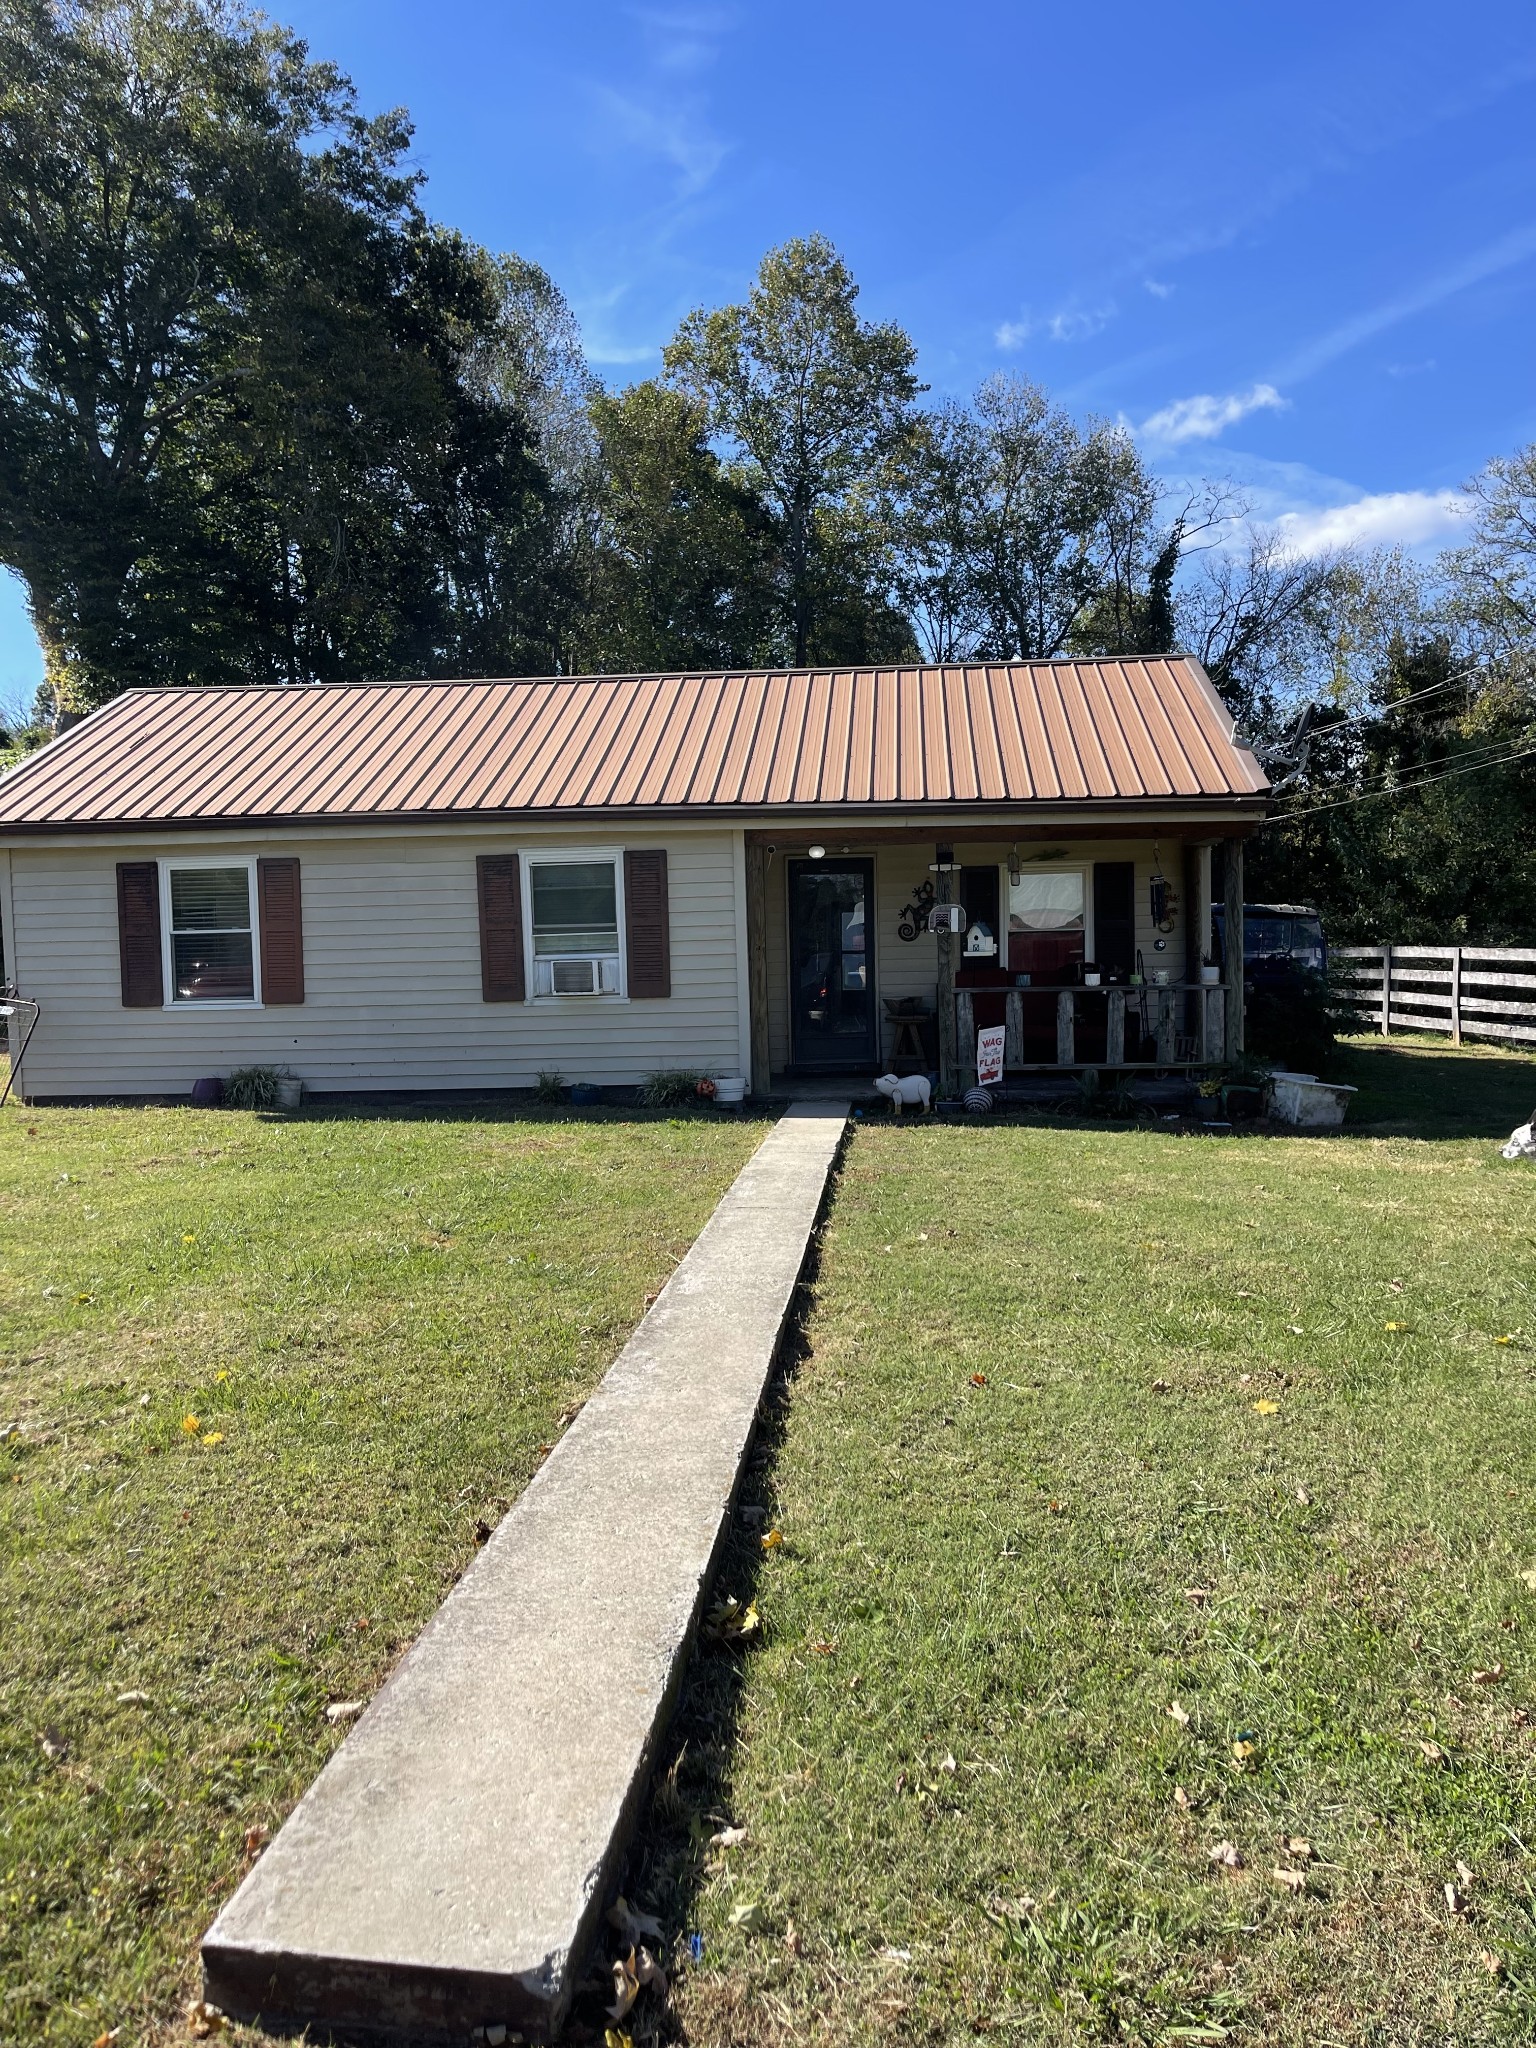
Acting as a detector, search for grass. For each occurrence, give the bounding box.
[632,1037,1536,2048]
[0,1091,769,2048]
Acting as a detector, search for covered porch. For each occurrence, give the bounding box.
[745,826,1250,1100]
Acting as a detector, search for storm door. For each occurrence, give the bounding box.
[787,859,877,1070]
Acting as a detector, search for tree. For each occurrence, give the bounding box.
[576,380,778,674]
[0,0,563,706]
[895,377,1167,663]
[1444,444,1536,691]
[663,235,920,665]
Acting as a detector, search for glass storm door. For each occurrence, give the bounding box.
[788,859,876,1070]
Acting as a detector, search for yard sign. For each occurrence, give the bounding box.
[976,1025,1006,1087]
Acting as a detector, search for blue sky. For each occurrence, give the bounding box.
[5,0,1534,702]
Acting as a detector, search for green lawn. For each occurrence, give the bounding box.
[637,1038,1536,2048]
[0,1093,769,2048]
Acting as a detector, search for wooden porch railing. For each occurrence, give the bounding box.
[954,983,1228,1083]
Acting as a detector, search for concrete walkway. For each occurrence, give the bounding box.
[202,1102,848,2043]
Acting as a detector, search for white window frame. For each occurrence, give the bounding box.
[519,847,628,1005]
[1005,862,1095,964]
[159,855,263,1010]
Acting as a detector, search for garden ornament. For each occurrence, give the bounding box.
[1501,1113,1536,1161]
[874,1072,931,1113]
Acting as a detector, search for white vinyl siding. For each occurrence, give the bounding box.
[4,828,741,1097]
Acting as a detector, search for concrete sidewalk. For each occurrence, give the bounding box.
[202,1101,848,2043]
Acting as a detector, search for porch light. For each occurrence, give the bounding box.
[807,843,826,860]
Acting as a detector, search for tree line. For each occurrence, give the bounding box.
[1,0,1533,940]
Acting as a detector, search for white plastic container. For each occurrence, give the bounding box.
[1266,1071,1357,1128]
[713,1075,747,1105]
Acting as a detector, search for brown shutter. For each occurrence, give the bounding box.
[624,849,671,998]
[476,854,526,1001]
[116,861,163,1007]
[258,857,305,1004]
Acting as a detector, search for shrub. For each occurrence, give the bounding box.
[1245,967,1343,1074]
[223,1065,285,1111]
[640,1069,706,1109]
[534,1070,565,1104]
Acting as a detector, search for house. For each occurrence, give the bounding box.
[0,661,1268,1103]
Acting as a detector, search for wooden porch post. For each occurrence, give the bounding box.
[936,845,959,1097]
[1222,838,1245,1058]
[745,842,773,1097]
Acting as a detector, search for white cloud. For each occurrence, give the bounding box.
[1273,490,1468,555]
[995,302,1117,351]
[1137,383,1286,445]
[1143,277,1175,299]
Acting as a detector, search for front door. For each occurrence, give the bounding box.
[788,858,876,1071]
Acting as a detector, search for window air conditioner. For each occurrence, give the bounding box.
[535,955,621,996]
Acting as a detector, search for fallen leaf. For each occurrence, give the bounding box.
[182,1234,197,1245]
[1287,1837,1314,1860]
[1471,1664,1506,1685]
[1446,1880,1467,1916]
[1168,1700,1191,1727]
[1231,1738,1259,1763]
[938,1752,957,1774]
[185,2001,226,2039]
[1184,1586,1214,1606]
[200,1432,224,1447]
[1388,1279,1404,1292]
[39,1727,67,1761]
[970,1373,988,1387]
[1251,1399,1280,1415]
[1495,1334,1516,1345]
[324,1700,364,1725]
[760,1528,783,1551]
[115,1691,151,1707]
[709,1825,747,1848]
[705,1596,761,1646]
[1173,1785,1192,1810]
[607,1948,639,2021]
[1295,1485,1312,1505]
[1287,1324,1303,1335]
[181,1414,200,1434]
[1208,1841,1244,1869]
[1457,1859,1475,1887]
[1384,1321,1410,1332]
[1418,1739,1448,1765]
[92,2032,121,2047]
[1514,1708,1531,1728]
[1151,1378,1172,1393]
[605,2032,634,2048]
[1520,1568,1536,1592]
[1046,1499,1065,1515]
[810,1638,838,1656]
[243,1824,270,1856]
[785,1918,804,1956]
[1479,1950,1503,1976]
[730,1901,770,1935]
[607,1896,664,1944]
[1273,1865,1306,1893]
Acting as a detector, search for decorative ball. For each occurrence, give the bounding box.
[963,1086,994,1113]
[695,1076,718,1099]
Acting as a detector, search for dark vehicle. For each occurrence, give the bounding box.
[1214,902,1328,989]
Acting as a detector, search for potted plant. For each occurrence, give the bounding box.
[1081,959,1102,987]
[1199,954,1221,985]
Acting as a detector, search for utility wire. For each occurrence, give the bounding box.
[1295,728,1535,798]
[1277,738,1536,821]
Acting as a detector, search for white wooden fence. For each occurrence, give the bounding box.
[1334,945,1536,1048]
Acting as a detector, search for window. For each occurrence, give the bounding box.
[528,857,621,996]
[1007,869,1087,978]
[166,864,257,1002]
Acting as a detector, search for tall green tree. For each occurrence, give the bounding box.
[663,235,920,666]
[0,0,562,706]
[577,380,778,674]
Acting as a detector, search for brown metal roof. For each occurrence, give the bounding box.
[0,661,1268,830]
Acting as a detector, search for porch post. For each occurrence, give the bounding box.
[745,842,773,1098]
[935,844,959,1098]
[1222,837,1245,1058]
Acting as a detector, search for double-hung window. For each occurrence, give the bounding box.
[163,861,259,1003]
[528,856,622,996]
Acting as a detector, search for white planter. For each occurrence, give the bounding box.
[713,1075,747,1105]
[1266,1071,1357,1128]
[1199,966,1221,985]
[275,1075,304,1111]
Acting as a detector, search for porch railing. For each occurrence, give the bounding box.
[955,982,1228,1081]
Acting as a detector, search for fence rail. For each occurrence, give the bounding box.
[1333,944,1536,1048]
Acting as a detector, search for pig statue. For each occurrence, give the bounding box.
[874,1072,932,1114]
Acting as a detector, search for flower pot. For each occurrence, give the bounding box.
[1199,965,1220,986]
[714,1075,746,1105]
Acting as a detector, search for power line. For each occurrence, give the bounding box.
[1277,737,1536,821]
